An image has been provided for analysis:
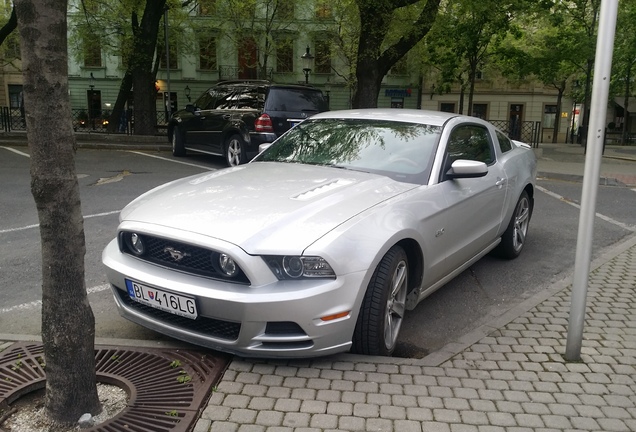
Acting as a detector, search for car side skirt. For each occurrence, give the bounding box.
[410,238,501,308]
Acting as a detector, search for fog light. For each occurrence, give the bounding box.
[129,233,145,255]
[219,253,238,277]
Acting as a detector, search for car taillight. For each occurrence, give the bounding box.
[255,114,273,132]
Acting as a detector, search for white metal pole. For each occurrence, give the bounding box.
[565,0,618,361]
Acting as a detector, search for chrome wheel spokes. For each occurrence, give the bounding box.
[513,197,530,252]
[384,260,407,350]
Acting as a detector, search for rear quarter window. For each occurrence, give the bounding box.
[496,130,513,153]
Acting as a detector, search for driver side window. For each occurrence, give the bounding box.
[447,125,494,165]
[441,125,494,181]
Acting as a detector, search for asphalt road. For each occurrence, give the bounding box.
[1,146,635,359]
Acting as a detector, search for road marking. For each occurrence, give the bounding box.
[0,284,111,314]
[0,210,120,234]
[1,146,30,157]
[127,150,216,171]
[95,170,131,185]
[537,185,636,232]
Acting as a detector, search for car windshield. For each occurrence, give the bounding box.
[254,118,442,184]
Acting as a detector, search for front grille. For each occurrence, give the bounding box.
[120,232,250,284]
[116,288,241,341]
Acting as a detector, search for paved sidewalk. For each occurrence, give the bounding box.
[193,234,636,432]
[537,143,636,187]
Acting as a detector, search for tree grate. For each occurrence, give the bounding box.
[0,341,230,431]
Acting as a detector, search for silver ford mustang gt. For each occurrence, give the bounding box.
[102,109,537,358]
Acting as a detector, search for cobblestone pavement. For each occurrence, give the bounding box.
[194,235,636,432]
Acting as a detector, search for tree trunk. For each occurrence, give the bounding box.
[107,71,133,133]
[14,0,100,425]
[353,58,384,108]
[352,0,441,109]
[553,84,565,144]
[128,0,166,135]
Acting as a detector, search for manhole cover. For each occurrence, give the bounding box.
[0,342,230,431]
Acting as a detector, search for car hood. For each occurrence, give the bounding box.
[121,162,415,253]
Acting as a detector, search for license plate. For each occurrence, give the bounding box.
[125,279,198,320]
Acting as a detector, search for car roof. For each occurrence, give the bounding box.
[311,109,465,127]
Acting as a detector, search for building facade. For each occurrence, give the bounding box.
[1,1,631,143]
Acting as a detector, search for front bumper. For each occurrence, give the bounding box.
[102,239,366,358]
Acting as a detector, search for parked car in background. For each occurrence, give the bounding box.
[103,109,537,358]
[167,80,328,166]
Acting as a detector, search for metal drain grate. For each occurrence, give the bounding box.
[0,342,230,432]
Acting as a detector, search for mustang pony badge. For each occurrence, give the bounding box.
[163,246,190,262]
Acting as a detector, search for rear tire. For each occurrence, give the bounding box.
[352,246,408,356]
[494,190,532,259]
[171,127,186,157]
[225,134,246,167]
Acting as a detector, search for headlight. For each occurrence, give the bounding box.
[263,256,335,280]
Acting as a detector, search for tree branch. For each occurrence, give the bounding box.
[0,7,17,47]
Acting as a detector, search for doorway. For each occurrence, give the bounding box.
[238,37,258,79]
[509,104,523,140]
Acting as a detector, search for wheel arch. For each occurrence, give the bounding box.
[222,125,250,145]
[395,238,424,303]
[524,183,535,214]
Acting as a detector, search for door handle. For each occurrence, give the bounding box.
[495,177,506,187]
[222,114,231,120]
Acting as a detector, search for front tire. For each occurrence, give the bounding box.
[352,246,408,356]
[494,190,532,259]
[225,134,246,167]
[171,127,186,157]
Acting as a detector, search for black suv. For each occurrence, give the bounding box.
[168,80,328,166]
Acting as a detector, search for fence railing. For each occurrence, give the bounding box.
[0,107,170,135]
[488,120,541,148]
[0,106,542,146]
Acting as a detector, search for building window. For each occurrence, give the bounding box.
[315,0,332,19]
[84,34,102,67]
[543,104,557,129]
[8,84,23,109]
[314,40,331,74]
[157,39,178,70]
[199,0,216,16]
[440,103,455,113]
[277,1,294,20]
[472,103,488,119]
[275,38,293,73]
[199,36,217,70]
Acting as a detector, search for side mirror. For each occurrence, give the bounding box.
[446,160,488,179]
[185,104,196,114]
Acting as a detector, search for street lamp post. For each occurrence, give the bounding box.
[89,72,96,130]
[325,78,331,109]
[301,46,314,84]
